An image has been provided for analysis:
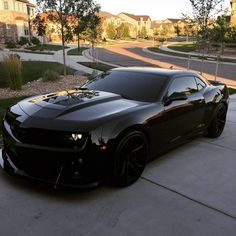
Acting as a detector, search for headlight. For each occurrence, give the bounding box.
[70,133,83,141]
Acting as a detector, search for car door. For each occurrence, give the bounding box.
[161,76,206,145]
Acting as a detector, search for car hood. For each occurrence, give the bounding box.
[15,89,144,131]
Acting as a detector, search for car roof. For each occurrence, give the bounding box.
[111,67,198,78]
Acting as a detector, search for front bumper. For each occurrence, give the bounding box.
[1,120,109,189]
[0,148,102,189]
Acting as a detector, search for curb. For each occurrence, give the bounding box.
[144,47,236,66]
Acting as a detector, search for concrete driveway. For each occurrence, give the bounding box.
[0,96,236,236]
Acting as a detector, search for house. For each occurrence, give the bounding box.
[0,0,36,44]
[101,11,152,38]
[231,0,236,25]
[118,12,152,38]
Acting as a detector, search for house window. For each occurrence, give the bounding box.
[4,1,9,9]
[24,29,29,35]
[24,23,29,35]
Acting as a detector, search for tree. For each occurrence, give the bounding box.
[139,26,147,38]
[158,24,172,42]
[174,25,180,36]
[209,13,229,54]
[189,0,224,40]
[226,26,236,43]
[32,13,47,45]
[189,0,224,73]
[106,22,116,39]
[116,23,130,39]
[85,14,101,45]
[73,0,100,50]
[36,0,100,76]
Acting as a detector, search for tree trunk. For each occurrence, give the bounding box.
[221,41,224,55]
[61,27,67,76]
[77,35,80,51]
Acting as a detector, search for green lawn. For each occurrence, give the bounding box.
[229,87,236,95]
[0,61,75,88]
[67,47,89,55]
[25,44,69,51]
[78,62,116,71]
[168,42,197,52]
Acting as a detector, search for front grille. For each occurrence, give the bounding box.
[12,126,88,149]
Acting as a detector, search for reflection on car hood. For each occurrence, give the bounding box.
[18,89,142,122]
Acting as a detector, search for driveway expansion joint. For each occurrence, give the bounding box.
[141,176,236,220]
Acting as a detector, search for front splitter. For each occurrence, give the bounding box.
[0,148,101,189]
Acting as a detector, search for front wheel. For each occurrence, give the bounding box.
[111,131,149,187]
[206,103,227,138]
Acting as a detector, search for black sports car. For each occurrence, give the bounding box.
[0,68,229,188]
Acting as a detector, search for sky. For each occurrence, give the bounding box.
[31,0,231,20]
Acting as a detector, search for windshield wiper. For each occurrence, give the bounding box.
[75,86,88,91]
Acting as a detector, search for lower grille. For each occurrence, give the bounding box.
[4,143,98,183]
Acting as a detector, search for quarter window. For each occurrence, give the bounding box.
[195,77,206,91]
[168,76,198,96]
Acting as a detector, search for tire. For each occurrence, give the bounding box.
[206,103,227,138]
[111,131,148,187]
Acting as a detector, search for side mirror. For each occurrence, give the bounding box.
[164,92,187,106]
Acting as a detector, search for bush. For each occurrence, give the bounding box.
[2,54,22,90]
[18,37,30,46]
[31,36,41,45]
[42,69,60,82]
[5,41,17,49]
[11,53,21,60]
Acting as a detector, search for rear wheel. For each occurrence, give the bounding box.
[111,131,148,187]
[207,103,227,138]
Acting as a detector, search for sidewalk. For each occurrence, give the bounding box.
[0,46,97,75]
[53,46,96,74]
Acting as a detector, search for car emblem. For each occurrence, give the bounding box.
[71,134,82,141]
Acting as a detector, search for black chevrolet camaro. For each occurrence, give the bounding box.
[0,68,229,188]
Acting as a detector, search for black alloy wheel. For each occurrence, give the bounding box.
[112,131,148,187]
[207,103,227,138]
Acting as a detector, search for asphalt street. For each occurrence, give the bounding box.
[96,42,236,86]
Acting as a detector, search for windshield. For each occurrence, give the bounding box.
[84,70,167,102]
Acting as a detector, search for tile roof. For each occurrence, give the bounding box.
[121,12,151,21]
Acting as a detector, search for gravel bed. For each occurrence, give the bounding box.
[0,75,88,99]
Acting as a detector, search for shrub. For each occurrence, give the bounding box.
[42,69,60,82]
[2,54,22,90]
[18,37,29,46]
[11,53,21,60]
[56,66,75,75]
[5,41,17,48]
[31,36,41,45]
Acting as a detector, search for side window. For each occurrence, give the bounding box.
[195,77,207,91]
[168,76,198,96]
